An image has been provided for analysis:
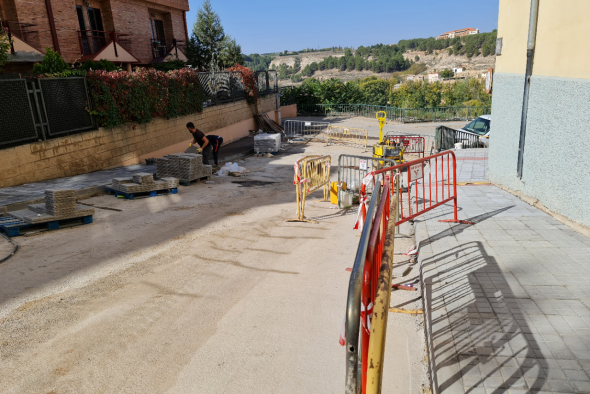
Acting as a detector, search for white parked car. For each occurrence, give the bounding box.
[457,115,490,147]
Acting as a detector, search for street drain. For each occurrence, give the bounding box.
[231,180,277,187]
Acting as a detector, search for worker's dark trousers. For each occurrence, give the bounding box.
[201,144,213,165]
[211,137,223,166]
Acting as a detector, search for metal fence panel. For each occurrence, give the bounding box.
[296,104,490,123]
[197,73,214,105]
[214,72,232,103]
[257,71,268,95]
[0,79,38,147]
[435,125,488,151]
[231,71,246,100]
[268,70,278,93]
[40,77,94,137]
[283,120,329,139]
[338,154,397,199]
[197,71,276,106]
[1,71,277,151]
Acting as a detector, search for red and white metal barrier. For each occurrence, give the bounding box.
[344,150,473,394]
[343,179,392,394]
[357,150,473,228]
[386,135,426,158]
[361,181,390,392]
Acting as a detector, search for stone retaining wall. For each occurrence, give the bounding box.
[0,95,276,188]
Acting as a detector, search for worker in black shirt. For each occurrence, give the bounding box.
[206,135,224,166]
[186,122,213,165]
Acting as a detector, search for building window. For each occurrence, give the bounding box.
[150,19,166,58]
[86,7,106,54]
[76,5,94,55]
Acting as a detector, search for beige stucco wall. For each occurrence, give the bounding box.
[280,104,297,119]
[497,0,590,79]
[0,95,276,188]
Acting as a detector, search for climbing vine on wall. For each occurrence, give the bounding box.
[226,63,259,114]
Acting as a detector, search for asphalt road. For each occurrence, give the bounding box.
[0,139,427,393]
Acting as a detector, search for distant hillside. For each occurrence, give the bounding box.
[245,31,497,85]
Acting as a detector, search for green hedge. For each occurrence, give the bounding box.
[86,68,204,128]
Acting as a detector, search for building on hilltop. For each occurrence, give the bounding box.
[428,72,441,82]
[0,0,189,72]
[490,0,590,229]
[436,28,479,40]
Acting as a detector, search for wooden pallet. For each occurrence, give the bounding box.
[0,215,93,237]
[179,176,212,186]
[106,187,178,200]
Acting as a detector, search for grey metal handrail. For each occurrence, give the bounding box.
[344,183,383,394]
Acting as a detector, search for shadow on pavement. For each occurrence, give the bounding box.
[420,207,547,393]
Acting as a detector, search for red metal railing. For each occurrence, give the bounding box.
[386,135,426,158]
[361,180,390,393]
[344,150,473,394]
[358,150,473,227]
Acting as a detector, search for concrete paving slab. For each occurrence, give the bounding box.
[416,181,590,393]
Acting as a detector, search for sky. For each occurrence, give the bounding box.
[185,0,500,55]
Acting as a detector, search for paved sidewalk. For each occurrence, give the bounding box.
[0,137,256,212]
[455,149,488,183]
[0,165,152,211]
[416,152,590,393]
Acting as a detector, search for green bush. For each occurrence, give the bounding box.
[151,59,186,72]
[0,30,11,71]
[86,68,204,128]
[79,59,119,72]
[33,48,68,74]
[282,75,492,109]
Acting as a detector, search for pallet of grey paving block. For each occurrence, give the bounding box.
[179,176,212,186]
[106,187,178,200]
[0,215,93,237]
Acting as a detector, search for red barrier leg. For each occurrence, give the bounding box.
[439,197,474,225]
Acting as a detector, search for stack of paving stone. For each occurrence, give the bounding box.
[156,157,170,178]
[108,172,179,194]
[155,153,212,183]
[9,189,95,224]
[254,133,281,154]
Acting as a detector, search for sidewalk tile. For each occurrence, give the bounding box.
[417,181,590,393]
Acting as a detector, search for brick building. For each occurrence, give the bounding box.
[0,0,189,70]
[436,28,479,40]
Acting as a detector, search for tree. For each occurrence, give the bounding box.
[33,48,68,74]
[220,37,244,68]
[359,77,389,105]
[440,69,454,79]
[301,64,312,77]
[186,0,227,70]
[278,63,288,80]
[0,30,11,71]
[414,55,420,62]
[290,73,302,83]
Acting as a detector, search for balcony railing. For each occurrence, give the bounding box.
[77,30,131,56]
[151,38,184,60]
[1,21,39,53]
